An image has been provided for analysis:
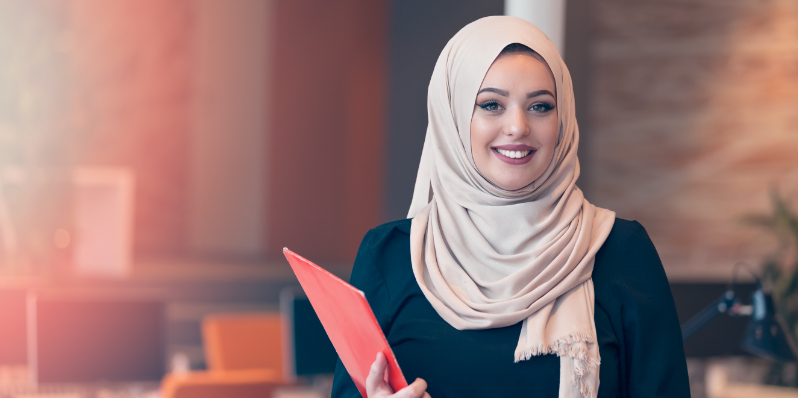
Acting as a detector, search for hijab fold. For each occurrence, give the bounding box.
[407,16,615,398]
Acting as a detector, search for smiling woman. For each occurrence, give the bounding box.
[471,43,559,191]
[332,16,691,398]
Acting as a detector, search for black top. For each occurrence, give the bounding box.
[331,218,691,398]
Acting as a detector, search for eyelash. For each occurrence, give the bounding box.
[477,101,502,111]
[530,103,555,112]
[477,101,555,113]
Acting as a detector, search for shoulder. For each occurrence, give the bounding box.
[351,219,417,318]
[595,217,660,267]
[593,218,668,288]
[600,218,652,252]
[369,218,412,237]
[354,218,413,279]
[593,219,673,315]
[359,218,412,256]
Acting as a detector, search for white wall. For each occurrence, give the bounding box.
[505,0,567,57]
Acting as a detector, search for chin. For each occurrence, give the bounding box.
[493,179,533,191]
[480,161,539,191]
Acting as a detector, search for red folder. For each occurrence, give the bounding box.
[283,248,408,397]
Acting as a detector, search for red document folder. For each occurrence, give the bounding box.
[283,248,408,397]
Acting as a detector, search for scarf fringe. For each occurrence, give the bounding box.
[514,332,600,398]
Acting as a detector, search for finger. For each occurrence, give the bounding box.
[393,378,428,398]
[366,352,393,396]
[393,378,427,398]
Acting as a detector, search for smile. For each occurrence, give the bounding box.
[496,148,532,158]
[492,147,535,165]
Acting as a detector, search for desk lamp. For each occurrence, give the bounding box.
[681,262,798,361]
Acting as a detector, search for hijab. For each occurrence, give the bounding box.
[407,16,615,398]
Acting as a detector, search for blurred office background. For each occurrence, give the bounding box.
[0,0,797,397]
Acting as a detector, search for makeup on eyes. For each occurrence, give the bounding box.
[475,100,555,113]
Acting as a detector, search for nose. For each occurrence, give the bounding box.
[505,107,530,137]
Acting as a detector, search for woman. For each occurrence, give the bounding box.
[332,16,690,398]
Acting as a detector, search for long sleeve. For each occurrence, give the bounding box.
[331,229,391,398]
[332,218,687,397]
[592,220,691,397]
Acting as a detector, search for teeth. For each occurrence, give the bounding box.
[497,149,531,159]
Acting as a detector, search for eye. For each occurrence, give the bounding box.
[529,102,555,113]
[477,100,502,112]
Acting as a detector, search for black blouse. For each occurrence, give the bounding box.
[331,218,691,397]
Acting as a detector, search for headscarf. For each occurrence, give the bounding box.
[407,16,615,398]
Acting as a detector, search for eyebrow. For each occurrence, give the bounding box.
[477,87,508,96]
[476,87,555,99]
[527,89,555,99]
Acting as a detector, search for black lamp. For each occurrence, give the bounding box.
[681,262,798,361]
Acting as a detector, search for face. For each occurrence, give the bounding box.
[470,52,558,191]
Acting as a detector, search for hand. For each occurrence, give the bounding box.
[366,352,430,398]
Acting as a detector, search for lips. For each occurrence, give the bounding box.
[491,144,536,165]
[493,144,536,151]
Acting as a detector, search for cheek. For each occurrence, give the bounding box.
[529,117,559,174]
[540,118,559,150]
[470,117,493,147]
[533,112,559,147]
[470,116,495,163]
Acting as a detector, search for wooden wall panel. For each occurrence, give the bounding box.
[267,0,387,262]
[589,0,798,279]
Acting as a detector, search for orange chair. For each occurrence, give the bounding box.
[161,313,287,398]
[202,313,286,378]
[161,369,280,398]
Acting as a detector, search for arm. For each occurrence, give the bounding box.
[332,229,385,398]
[619,222,691,397]
[332,349,363,398]
[331,229,430,398]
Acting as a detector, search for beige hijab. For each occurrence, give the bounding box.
[407,16,615,398]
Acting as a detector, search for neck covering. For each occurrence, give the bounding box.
[407,16,615,398]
